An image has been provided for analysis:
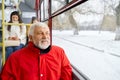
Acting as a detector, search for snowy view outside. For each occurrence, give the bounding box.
[52,30,120,80]
[51,0,120,80]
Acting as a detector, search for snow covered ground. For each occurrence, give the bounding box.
[52,30,120,80]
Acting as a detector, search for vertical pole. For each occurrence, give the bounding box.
[39,0,41,22]
[43,0,45,20]
[36,0,40,21]
[2,0,5,66]
[48,0,52,44]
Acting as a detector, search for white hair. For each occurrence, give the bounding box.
[29,22,49,35]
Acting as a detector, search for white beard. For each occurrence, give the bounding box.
[34,39,50,49]
[38,43,50,49]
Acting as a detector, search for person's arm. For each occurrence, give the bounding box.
[0,55,18,80]
[4,26,10,40]
[60,50,72,80]
[19,25,26,41]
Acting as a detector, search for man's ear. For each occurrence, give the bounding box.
[29,35,33,41]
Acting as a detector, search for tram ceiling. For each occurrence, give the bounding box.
[19,1,36,12]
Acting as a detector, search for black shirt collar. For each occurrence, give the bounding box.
[34,45,51,54]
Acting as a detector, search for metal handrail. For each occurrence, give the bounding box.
[3,22,31,26]
[71,64,90,80]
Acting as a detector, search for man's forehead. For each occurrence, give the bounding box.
[34,26,50,32]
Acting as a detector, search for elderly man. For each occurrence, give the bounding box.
[0,22,72,80]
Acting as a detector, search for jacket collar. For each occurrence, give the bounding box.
[27,41,51,54]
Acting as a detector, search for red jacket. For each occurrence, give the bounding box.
[0,42,72,80]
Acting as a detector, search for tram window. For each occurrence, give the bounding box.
[69,0,72,2]
[24,0,35,9]
[40,0,74,20]
[41,0,49,21]
[0,0,15,9]
[51,0,70,13]
[51,0,120,80]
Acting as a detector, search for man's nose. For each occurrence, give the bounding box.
[42,33,48,38]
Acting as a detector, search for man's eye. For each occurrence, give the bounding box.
[38,33,43,35]
[46,33,50,35]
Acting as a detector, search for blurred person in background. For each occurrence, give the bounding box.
[5,11,26,60]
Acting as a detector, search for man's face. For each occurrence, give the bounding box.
[31,26,50,49]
